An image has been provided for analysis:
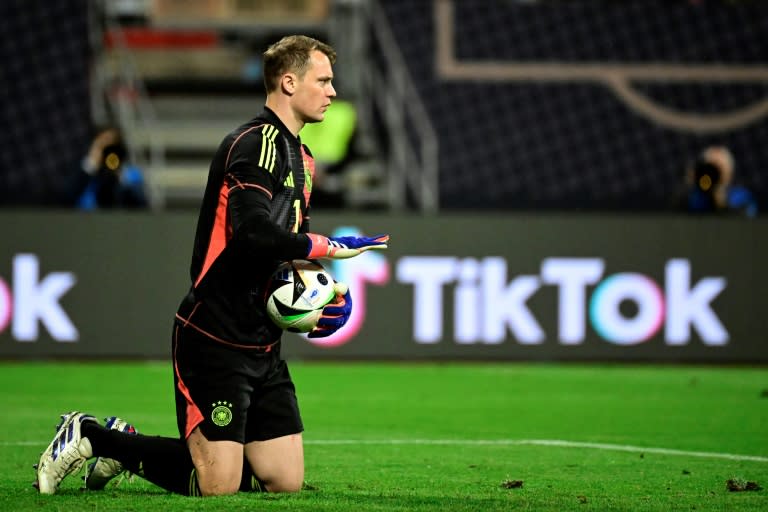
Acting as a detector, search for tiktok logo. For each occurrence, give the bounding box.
[397,257,728,346]
[305,227,390,347]
[0,254,78,342]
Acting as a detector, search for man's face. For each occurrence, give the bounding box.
[292,50,336,124]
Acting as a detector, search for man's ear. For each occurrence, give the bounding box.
[281,73,297,95]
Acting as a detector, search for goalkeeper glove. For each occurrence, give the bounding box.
[308,282,352,338]
[306,233,389,259]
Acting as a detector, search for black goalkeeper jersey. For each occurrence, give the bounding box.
[175,108,316,349]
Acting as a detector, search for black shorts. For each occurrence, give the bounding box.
[171,319,303,443]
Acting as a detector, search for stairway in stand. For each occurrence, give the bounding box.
[104,1,330,209]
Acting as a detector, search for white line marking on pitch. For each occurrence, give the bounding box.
[306,439,768,462]
[5,439,766,463]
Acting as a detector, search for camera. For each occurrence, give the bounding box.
[693,159,721,194]
[100,143,127,173]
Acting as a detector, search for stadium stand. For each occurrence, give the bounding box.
[1,1,765,213]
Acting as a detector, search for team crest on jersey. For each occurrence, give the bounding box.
[304,167,313,193]
[301,150,315,194]
[211,401,233,427]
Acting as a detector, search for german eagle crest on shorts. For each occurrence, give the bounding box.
[211,401,233,427]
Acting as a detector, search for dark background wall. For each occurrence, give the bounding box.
[0,0,92,205]
[379,0,768,211]
[2,1,766,211]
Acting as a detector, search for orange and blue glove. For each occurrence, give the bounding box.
[306,234,389,259]
[308,282,352,338]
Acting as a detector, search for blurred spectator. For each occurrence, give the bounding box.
[68,126,148,210]
[682,145,757,218]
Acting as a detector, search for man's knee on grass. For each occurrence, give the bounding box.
[193,461,302,495]
[187,429,243,496]
[193,468,241,496]
[260,471,303,493]
[244,433,304,493]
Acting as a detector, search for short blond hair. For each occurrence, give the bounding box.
[262,35,337,92]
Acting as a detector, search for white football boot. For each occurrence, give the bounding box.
[84,416,138,490]
[35,412,97,494]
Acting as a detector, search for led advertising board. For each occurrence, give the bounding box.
[0,212,765,362]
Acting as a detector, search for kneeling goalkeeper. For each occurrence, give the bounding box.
[35,34,388,496]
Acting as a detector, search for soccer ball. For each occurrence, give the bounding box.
[265,259,336,333]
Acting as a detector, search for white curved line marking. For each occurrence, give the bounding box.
[305,438,768,462]
[434,0,768,133]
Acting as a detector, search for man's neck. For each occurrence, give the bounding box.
[264,96,303,137]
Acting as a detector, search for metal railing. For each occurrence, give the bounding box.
[88,1,166,210]
[87,0,437,212]
[364,0,439,213]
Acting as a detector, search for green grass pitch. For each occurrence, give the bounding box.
[0,361,765,511]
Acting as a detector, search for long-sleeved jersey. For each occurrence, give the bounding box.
[175,107,317,348]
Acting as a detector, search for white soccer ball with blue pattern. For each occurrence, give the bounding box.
[265,259,336,333]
